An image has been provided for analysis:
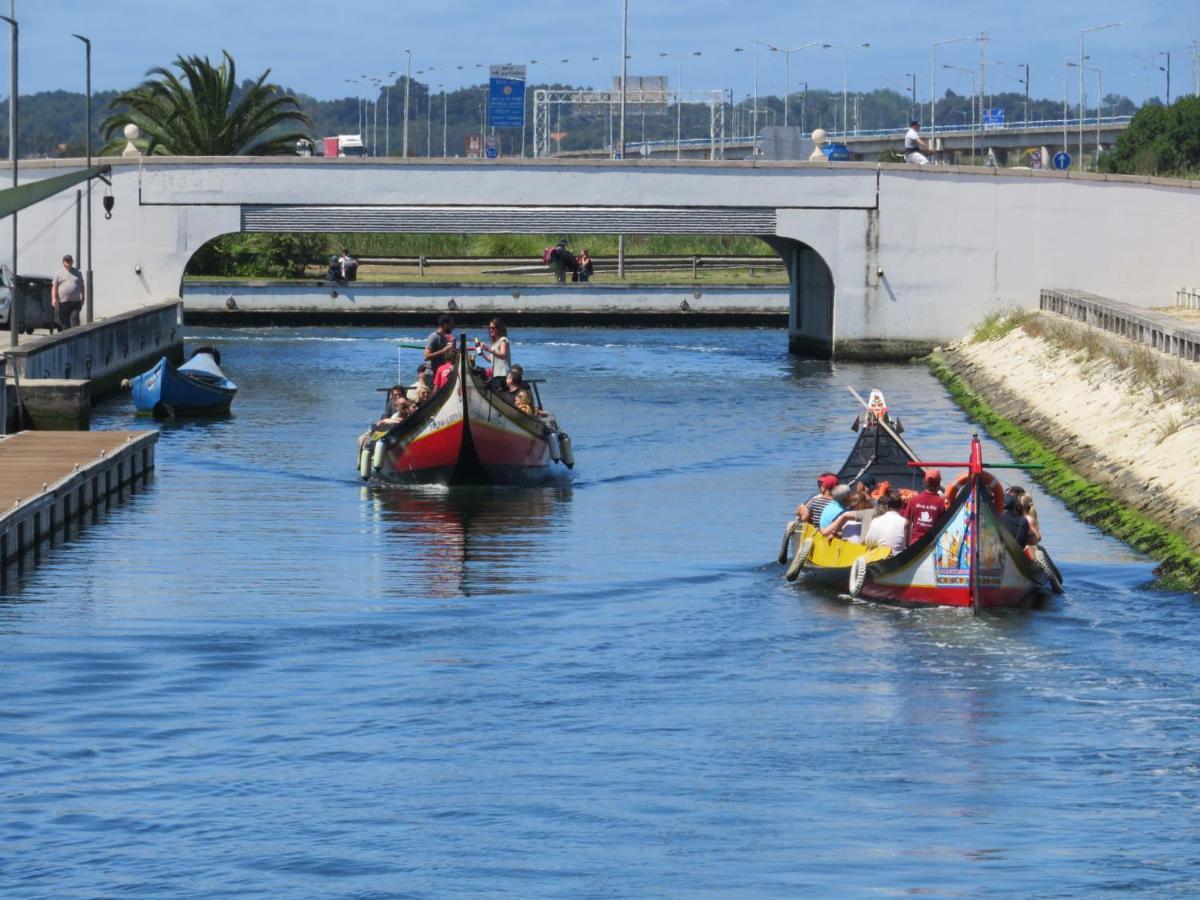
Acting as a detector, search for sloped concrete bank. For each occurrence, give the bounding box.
[929,314,1200,591]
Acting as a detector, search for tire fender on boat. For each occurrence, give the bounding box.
[1032,546,1064,594]
[359,443,372,480]
[848,556,868,597]
[785,537,814,581]
[372,440,386,472]
[559,433,575,468]
[945,471,1005,513]
[546,430,562,463]
[778,519,798,565]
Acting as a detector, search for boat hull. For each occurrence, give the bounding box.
[131,356,237,416]
[368,347,558,486]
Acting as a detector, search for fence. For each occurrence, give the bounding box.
[1177,287,1200,311]
[1040,289,1200,362]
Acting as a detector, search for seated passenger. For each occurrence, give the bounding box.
[796,473,839,523]
[433,345,457,391]
[376,386,414,427]
[865,491,908,554]
[821,489,875,542]
[1016,493,1041,546]
[905,469,947,546]
[818,484,853,533]
[1001,493,1031,547]
[410,364,432,405]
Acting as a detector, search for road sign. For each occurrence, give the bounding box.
[465,134,483,158]
[982,108,1005,127]
[485,146,499,159]
[488,64,526,129]
[484,133,498,159]
[1053,151,1071,171]
[822,142,851,162]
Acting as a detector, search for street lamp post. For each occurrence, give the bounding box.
[1069,60,1103,166]
[943,64,977,162]
[1158,51,1171,104]
[441,82,448,157]
[821,43,870,137]
[660,50,701,158]
[402,49,412,158]
[1080,21,1122,171]
[2,11,16,349]
[619,0,628,159]
[71,32,93,323]
[931,35,970,134]
[734,48,759,155]
[904,72,917,121]
[753,39,820,129]
[1018,63,1030,126]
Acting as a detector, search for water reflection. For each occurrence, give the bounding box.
[367,485,573,598]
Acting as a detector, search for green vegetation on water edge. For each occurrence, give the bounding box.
[927,351,1200,593]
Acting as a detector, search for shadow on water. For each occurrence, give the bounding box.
[365,484,573,599]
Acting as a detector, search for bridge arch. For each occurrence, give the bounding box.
[762,237,835,359]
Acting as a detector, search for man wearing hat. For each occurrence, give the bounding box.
[905,469,948,545]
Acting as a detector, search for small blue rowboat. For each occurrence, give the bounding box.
[131,346,237,417]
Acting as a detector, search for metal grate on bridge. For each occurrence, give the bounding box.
[240,205,778,235]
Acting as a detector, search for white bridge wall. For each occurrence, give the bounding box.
[6,158,1199,357]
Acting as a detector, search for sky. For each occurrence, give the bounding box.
[7,0,1197,108]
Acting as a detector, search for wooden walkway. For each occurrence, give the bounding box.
[0,430,158,566]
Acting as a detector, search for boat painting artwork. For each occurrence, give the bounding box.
[130,347,237,417]
[356,335,574,486]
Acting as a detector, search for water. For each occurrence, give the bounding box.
[3,327,1198,897]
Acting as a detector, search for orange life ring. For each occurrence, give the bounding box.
[945,471,1005,513]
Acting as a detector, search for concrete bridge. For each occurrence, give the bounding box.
[6,156,1199,358]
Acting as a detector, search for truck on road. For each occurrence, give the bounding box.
[321,135,367,158]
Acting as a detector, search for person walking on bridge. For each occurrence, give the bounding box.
[51,254,85,330]
[904,120,931,166]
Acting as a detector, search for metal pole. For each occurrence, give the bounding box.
[74,189,81,266]
[619,0,627,159]
[617,234,625,279]
[442,84,447,157]
[1078,31,1084,171]
[385,84,390,156]
[783,51,790,128]
[1022,63,1029,126]
[1096,68,1101,164]
[4,9,16,349]
[1063,59,1068,153]
[677,58,682,158]
[841,49,848,135]
[403,49,411,158]
[802,81,807,135]
[752,53,758,154]
[72,32,92,323]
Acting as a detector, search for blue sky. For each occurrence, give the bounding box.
[9,0,1196,106]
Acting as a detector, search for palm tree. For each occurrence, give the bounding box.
[101,50,312,155]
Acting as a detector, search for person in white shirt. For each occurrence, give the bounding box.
[865,491,908,554]
[904,120,931,165]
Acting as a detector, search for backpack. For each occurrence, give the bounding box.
[542,247,554,265]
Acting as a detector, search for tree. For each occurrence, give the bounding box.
[1100,96,1200,176]
[100,50,312,155]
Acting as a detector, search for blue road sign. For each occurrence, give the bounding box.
[485,146,499,159]
[1053,151,1071,171]
[822,142,851,162]
[982,108,1005,126]
[488,65,526,129]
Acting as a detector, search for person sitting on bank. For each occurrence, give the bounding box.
[905,469,947,545]
[796,473,839,524]
[51,254,85,330]
[339,248,358,282]
[576,249,594,282]
[904,120,931,165]
[474,317,511,387]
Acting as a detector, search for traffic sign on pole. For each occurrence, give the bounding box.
[1052,151,1071,171]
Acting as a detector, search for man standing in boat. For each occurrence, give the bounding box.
[905,469,947,545]
[424,314,456,373]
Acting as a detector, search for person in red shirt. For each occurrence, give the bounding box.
[433,344,457,391]
[905,469,948,546]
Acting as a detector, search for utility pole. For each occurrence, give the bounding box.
[1020,63,1029,126]
[402,49,412,158]
[1159,51,1171,104]
[3,4,16,350]
[978,31,986,126]
[619,0,627,159]
[1192,39,1198,96]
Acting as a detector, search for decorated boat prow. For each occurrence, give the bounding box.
[837,387,926,493]
[852,435,1051,612]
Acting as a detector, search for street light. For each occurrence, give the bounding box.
[931,35,970,133]
[1069,60,1103,167]
[660,50,701,158]
[734,47,759,155]
[752,38,820,129]
[821,43,870,136]
[402,49,412,158]
[2,12,16,349]
[1080,21,1122,171]
[1158,50,1171,104]
[904,72,917,121]
[943,63,977,162]
[1017,63,1030,126]
[71,32,94,323]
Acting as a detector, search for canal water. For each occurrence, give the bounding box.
[3,326,1198,896]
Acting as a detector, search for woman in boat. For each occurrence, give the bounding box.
[1016,493,1042,546]
[474,318,512,388]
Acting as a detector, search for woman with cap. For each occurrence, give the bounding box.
[796,473,839,524]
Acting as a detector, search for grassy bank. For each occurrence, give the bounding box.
[927,350,1200,592]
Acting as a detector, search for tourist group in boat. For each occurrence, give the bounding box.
[779,390,1062,611]
[356,313,574,485]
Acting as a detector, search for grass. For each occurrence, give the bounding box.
[927,350,1200,593]
[970,308,1033,343]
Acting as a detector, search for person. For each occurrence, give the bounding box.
[905,469,947,545]
[51,254,85,330]
[903,120,931,165]
[410,364,432,404]
[1001,493,1032,547]
[474,317,511,385]
[550,238,571,283]
[577,249,594,282]
[1016,493,1041,546]
[376,385,414,427]
[818,484,853,532]
[433,343,457,392]
[504,364,536,416]
[327,255,344,282]
[796,473,839,524]
[822,490,876,542]
[865,491,908,554]
[425,314,456,371]
[339,248,358,282]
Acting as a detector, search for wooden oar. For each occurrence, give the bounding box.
[845,385,922,463]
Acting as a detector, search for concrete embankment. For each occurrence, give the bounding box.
[930,306,1200,590]
[181,280,788,327]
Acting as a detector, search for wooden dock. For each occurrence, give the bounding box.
[0,430,158,567]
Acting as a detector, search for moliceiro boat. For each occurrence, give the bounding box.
[357,335,574,485]
[129,347,237,417]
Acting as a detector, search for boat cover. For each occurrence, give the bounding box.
[179,352,234,386]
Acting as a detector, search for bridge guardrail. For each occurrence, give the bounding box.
[1041,288,1200,363]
